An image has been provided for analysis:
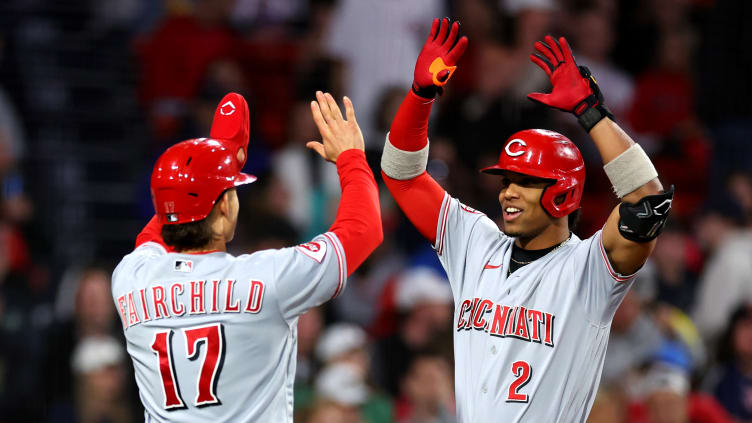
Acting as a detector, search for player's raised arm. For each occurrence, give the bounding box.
[308,91,382,276]
[380,18,468,244]
[528,35,674,276]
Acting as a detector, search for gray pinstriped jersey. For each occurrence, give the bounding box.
[111,232,346,423]
[434,194,634,422]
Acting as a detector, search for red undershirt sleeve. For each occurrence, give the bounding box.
[382,172,444,245]
[329,149,383,276]
[135,215,171,251]
[382,90,445,245]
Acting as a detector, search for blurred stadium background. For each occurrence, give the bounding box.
[0,0,750,422]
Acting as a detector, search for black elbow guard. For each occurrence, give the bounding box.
[618,185,675,243]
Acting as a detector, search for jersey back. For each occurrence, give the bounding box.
[111,233,346,423]
[434,194,635,423]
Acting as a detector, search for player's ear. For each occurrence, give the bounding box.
[215,190,231,218]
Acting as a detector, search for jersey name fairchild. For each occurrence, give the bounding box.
[456,297,556,347]
[115,279,266,330]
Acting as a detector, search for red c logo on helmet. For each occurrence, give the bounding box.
[220,101,236,116]
[505,139,527,157]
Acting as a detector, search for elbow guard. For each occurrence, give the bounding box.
[618,185,675,243]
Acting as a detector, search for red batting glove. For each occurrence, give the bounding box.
[412,18,468,99]
[528,35,613,132]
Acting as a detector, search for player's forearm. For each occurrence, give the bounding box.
[329,149,382,276]
[382,171,444,244]
[388,90,435,151]
[381,90,444,244]
[135,215,170,250]
[589,118,663,202]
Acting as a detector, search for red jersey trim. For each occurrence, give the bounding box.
[598,232,636,283]
[323,232,346,299]
[435,195,451,256]
[180,250,222,255]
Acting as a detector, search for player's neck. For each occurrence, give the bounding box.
[180,238,227,254]
[514,222,569,250]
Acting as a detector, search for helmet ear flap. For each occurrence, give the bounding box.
[541,177,582,219]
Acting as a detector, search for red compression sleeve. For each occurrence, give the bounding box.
[389,90,435,151]
[383,90,445,244]
[135,215,171,251]
[329,149,383,276]
[383,172,444,245]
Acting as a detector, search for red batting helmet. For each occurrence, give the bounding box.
[481,129,585,218]
[151,93,257,224]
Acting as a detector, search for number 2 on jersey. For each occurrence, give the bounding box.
[151,323,226,410]
[506,360,532,402]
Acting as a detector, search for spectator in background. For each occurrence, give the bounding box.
[373,267,453,397]
[136,0,242,142]
[323,0,444,145]
[313,363,370,423]
[316,323,370,375]
[231,174,300,253]
[693,192,752,347]
[231,0,308,34]
[587,385,627,423]
[0,87,24,176]
[649,221,699,313]
[697,0,752,190]
[628,25,710,218]
[496,0,556,101]
[272,98,341,239]
[71,336,132,423]
[395,353,456,423]
[297,306,324,387]
[43,266,128,420]
[601,282,664,386]
[631,361,733,423]
[728,171,752,222]
[306,400,362,423]
[567,3,634,120]
[708,304,752,421]
[312,323,393,423]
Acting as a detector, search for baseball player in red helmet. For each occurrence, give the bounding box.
[380,18,674,421]
[112,91,382,422]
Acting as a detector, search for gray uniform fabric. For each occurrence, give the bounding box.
[434,194,635,422]
[111,233,346,422]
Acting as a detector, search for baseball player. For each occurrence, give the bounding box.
[111,91,382,422]
[380,18,674,421]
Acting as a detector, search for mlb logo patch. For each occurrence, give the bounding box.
[174,260,193,273]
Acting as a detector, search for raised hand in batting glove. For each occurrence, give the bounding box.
[412,18,468,99]
[528,35,613,132]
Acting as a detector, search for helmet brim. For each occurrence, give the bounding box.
[234,172,258,186]
[479,165,556,183]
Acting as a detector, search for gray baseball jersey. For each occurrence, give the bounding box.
[434,194,634,422]
[111,232,346,422]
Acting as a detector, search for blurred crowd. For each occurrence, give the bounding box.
[0,0,751,422]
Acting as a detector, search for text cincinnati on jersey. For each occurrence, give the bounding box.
[456,297,556,347]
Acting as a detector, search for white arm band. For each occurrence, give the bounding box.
[603,143,658,198]
[380,132,429,180]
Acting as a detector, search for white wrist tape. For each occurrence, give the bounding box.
[381,132,429,180]
[603,143,658,198]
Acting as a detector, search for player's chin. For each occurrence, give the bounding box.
[501,223,524,238]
